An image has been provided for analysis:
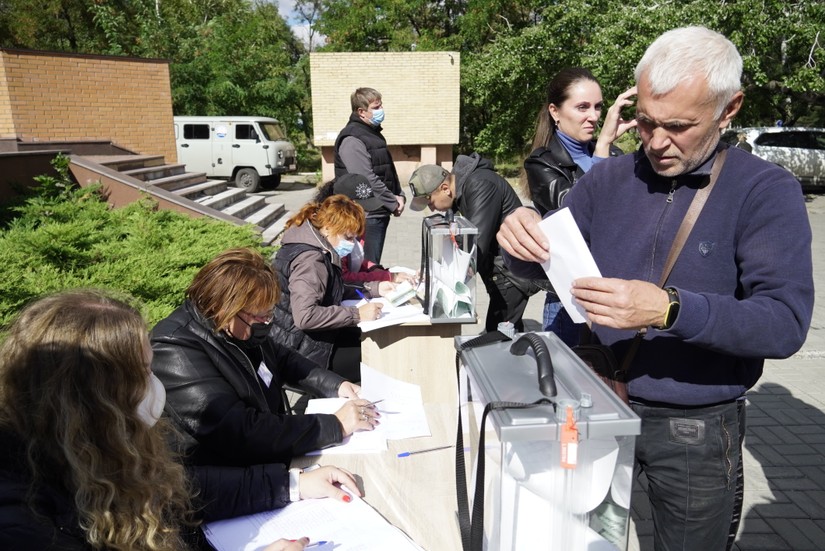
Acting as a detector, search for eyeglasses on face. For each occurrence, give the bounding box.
[239,308,276,324]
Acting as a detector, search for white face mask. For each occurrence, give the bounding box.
[136,373,166,428]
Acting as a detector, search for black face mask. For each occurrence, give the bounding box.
[244,321,272,346]
[233,315,272,348]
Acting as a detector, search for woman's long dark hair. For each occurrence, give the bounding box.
[529,67,600,152]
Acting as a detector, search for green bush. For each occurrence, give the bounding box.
[0,156,274,329]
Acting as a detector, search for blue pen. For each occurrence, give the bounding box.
[305,541,333,550]
[397,444,454,458]
[355,289,368,301]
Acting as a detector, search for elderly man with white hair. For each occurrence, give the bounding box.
[498,26,814,550]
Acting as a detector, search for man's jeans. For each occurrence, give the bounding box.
[363,216,390,265]
[631,400,746,550]
[542,293,581,347]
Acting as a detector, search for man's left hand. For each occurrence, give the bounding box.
[572,277,669,330]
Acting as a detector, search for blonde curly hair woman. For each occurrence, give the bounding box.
[0,290,194,549]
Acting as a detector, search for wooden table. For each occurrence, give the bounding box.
[292,319,472,550]
[360,318,471,404]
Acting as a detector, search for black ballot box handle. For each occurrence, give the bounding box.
[510,333,557,398]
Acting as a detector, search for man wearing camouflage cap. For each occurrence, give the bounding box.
[409,153,541,331]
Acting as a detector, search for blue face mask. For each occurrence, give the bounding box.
[334,238,355,258]
[370,108,385,126]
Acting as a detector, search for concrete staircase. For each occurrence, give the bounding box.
[73,153,290,245]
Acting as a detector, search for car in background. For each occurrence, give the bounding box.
[721,127,825,191]
[174,116,297,192]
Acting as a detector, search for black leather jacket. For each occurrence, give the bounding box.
[150,300,346,468]
[524,133,622,216]
[451,153,522,280]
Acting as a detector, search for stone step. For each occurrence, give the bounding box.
[261,209,293,246]
[174,179,227,199]
[199,187,247,210]
[222,194,267,220]
[98,154,166,172]
[245,202,285,229]
[148,172,209,192]
[123,163,186,181]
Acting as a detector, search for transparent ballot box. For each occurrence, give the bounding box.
[457,332,641,550]
[420,214,478,323]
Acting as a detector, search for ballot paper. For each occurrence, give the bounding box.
[304,363,430,455]
[359,363,430,441]
[305,397,387,454]
[433,279,473,318]
[537,207,602,324]
[343,298,429,332]
[384,280,417,307]
[202,486,423,551]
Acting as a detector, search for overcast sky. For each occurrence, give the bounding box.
[269,0,321,49]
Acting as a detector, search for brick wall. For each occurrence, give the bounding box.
[0,49,176,163]
[310,52,460,183]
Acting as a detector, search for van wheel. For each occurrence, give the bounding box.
[261,174,281,190]
[235,168,260,192]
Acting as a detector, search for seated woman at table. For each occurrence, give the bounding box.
[150,248,380,469]
[270,194,396,383]
[0,289,352,550]
[314,174,418,286]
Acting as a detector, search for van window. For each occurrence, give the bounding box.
[260,122,287,141]
[235,124,258,141]
[183,124,210,140]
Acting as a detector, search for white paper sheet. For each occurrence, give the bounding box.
[359,363,430,440]
[537,208,602,323]
[342,298,429,332]
[202,487,423,551]
[304,364,430,455]
[305,398,387,454]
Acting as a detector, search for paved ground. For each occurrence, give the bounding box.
[263,176,825,551]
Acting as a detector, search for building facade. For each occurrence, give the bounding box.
[310,51,461,186]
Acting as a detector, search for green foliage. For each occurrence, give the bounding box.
[0,158,273,329]
[1,0,823,162]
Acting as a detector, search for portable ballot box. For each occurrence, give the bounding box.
[420,214,479,323]
[457,332,641,550]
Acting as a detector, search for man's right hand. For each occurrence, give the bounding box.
[496,207,550,263]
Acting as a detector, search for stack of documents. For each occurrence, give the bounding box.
[343,298,429,332]
[384,280,417,307]
[203,486,423,550]
[305,363,431,454]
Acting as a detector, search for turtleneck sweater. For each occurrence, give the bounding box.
[556,129,605,173]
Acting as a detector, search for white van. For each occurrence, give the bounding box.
[173,116,297,192]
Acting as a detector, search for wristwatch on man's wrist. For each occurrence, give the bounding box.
[656,287,680,330]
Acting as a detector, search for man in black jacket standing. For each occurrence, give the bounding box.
[334,87,405,265]
[409,153,538,332]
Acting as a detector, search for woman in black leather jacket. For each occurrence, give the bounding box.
[522,67,637,346]
[150,248,380,468]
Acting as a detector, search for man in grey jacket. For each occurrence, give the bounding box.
[334,87,405,264]
[409,153,539,332]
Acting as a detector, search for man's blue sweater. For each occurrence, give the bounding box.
[507,145,814,405]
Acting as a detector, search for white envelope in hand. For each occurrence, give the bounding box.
[537,208,602,324]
